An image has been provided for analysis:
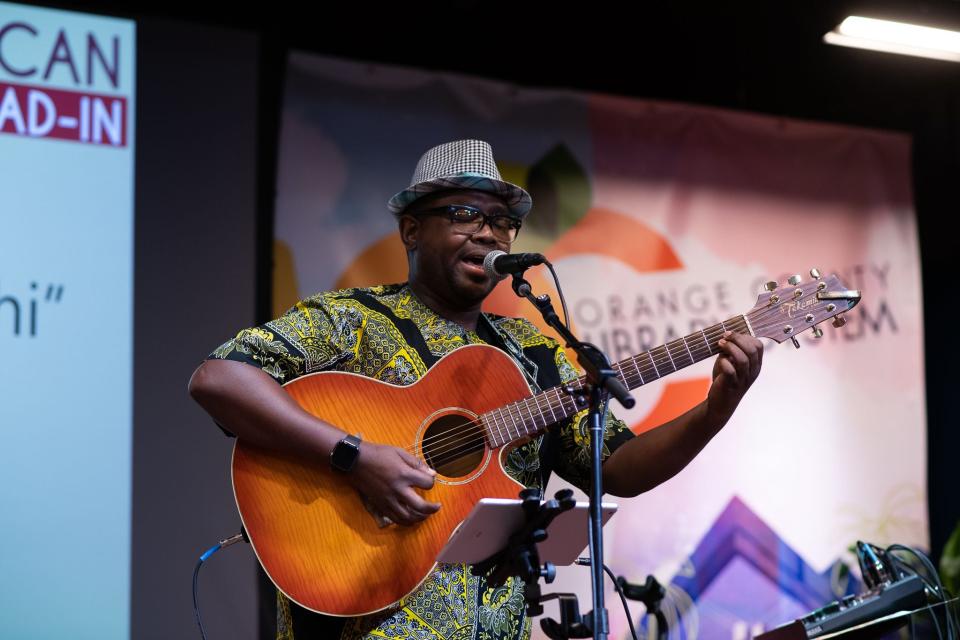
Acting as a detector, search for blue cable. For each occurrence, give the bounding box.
[193,532,246,640]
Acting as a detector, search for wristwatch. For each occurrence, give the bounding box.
[330,434,361,472]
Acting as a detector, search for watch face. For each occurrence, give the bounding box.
[331,436,360,472]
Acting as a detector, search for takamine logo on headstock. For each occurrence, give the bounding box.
[749,268,862,347]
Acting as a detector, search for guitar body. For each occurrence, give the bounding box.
[232,344,532,617]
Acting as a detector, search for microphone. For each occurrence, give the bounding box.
[483,250,547,280]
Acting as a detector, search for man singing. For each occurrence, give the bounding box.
[189,139,763,639]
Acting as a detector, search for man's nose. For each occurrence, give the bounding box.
[470,220,499,244]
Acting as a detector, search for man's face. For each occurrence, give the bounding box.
[400,189,516,311]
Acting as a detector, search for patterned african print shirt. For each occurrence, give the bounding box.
[209,283,634,640]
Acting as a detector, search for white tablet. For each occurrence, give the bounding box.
[436,498,618,566]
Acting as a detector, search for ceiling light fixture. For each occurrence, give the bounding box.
[824,15,960,62]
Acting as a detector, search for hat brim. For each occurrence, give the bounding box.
[388,174,532,218]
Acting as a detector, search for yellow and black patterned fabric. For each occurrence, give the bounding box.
[209,283,634,640]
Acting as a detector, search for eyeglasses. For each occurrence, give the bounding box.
[412,204,522,242]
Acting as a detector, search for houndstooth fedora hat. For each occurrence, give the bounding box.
[388,139,532,218]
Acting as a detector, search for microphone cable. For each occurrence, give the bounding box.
[543,259,571,331]
[575,557,640,640]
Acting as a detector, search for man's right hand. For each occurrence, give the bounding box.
[189,360,441,526]
[346,442,441,526]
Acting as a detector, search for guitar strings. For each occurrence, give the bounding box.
[409,298,837,466]
[411,310,765,459]
[403,320,748,461]
[396,291,844,465]
[406,295,838,465]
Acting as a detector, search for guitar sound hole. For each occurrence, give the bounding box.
[421,413,486,478]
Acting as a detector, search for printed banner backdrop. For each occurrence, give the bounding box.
[273,53,925,639]
[0,2,135,637]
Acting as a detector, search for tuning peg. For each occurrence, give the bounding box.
[791,337,801,349]
[812,327,823,338]
[788,274,802,285]
[833,315,846,328]
[764,281,778,292]
[810,268,821,279]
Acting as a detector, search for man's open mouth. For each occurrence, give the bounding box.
[462,254,486,267]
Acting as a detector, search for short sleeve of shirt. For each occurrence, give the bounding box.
[207,293,354,384]
[544,335,635,494]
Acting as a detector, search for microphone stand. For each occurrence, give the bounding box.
[510,273,636,640]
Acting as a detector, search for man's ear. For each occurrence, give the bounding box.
[398,214,420,251]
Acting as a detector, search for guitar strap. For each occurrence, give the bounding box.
[478,314,567,494]
[477,314,543,393]
[350,289,442,369]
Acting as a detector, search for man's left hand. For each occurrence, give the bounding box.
[706,331,764,426]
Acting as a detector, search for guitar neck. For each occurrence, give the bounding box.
[480,314,751,449]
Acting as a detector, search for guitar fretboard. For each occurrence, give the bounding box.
[479,314,751,448]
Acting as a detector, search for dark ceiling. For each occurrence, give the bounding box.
[45,0,960,133]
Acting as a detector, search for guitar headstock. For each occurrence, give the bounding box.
[748,269,861,345]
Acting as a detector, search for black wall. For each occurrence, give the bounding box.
[132,18,260,639]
